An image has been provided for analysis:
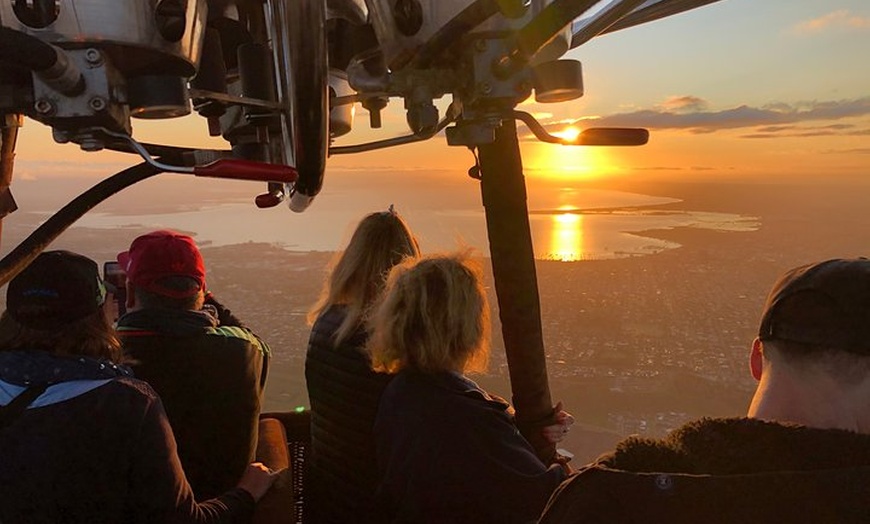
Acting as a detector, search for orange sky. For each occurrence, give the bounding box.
[10,1,870,186]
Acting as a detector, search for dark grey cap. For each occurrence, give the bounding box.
[6,251,106,330]
[758,258,870,354]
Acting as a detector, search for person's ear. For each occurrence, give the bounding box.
[750,337,764,381]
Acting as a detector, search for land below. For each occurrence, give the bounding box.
[4,171,870,463]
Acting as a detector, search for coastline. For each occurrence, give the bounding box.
[4,173,870,463]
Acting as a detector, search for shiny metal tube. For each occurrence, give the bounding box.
[569,0,648,49]
[268,0,328,212]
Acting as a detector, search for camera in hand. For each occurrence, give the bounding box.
[103,261,128,318]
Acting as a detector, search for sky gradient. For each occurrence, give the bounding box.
[11,0,870,184]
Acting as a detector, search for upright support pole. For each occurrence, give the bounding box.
[0,114,23,248]
[478,117,555,461]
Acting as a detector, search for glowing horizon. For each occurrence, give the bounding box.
[10,1,869,185]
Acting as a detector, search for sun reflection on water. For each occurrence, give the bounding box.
[548,210,584,261]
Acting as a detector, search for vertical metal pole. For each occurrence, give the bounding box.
[478,117,555,461]
[0,114,23,248]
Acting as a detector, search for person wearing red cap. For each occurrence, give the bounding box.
[538,258,870,523]
[0,250,279,523]
[115,230,271,501]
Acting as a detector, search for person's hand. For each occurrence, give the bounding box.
[541,401,575,444]
[102,292,120,324]
[203,292,246,328]
[236,462,283,501]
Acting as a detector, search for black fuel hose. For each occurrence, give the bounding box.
[0,161,164,286]
[0,26,82,95]
[0,26,58,72]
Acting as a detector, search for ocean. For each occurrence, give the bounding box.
[65,180,759,261]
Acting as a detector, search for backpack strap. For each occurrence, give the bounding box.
[0,383,49,431]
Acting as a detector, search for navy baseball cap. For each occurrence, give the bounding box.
[758,258,870,355]
[6,251,107,330]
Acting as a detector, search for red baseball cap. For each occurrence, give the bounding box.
[118,230,206,298]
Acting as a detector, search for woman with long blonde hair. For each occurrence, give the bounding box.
[305,208,420,524]
[370,252,570,524]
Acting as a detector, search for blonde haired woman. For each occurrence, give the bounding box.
[305,208,420,524]
[370,253,569,524]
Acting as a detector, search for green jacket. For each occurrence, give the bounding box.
[118,306,270,501]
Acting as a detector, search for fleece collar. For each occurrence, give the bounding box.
[602,417,870,475]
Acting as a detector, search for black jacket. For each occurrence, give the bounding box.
[538,417,870,523]
[375,370,566,524]
[117,306,270,501]
[0,350,254,524]
[304,304,394,524]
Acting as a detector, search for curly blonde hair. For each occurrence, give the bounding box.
[369,252,490,374]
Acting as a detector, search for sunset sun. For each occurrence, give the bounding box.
[552,126,582,143]
[524,134,612,179]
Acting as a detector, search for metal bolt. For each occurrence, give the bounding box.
[369,107,383,129]
[79,137,104,152]
[84,48,103,66]
[89,96,107,112]
[654,474,674,491]
[478,82,493,95]
[52,128,71,144]
[475,39,488,53]
[34,98,55,115]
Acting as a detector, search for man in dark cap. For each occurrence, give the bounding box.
[538,258,870,524]
[115,230,270,501]
[0,250,278,522]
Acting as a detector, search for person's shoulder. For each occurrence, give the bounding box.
[105,376,161,399]
[315,304,348,325]
[207,325,270,353]
[382,371,482,410]
[538,464,662,524]
[91,376,164,415]
[380,369,422,399]
[310,305,359,341]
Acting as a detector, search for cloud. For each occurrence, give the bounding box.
[583,97,870,134]
[753,124,853,133]
[754,125,798,133]
[821,148,870,155]
[659,96,708,113]
[792,10,870,34]
[740,124,870,139]
[741,124,870,138]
